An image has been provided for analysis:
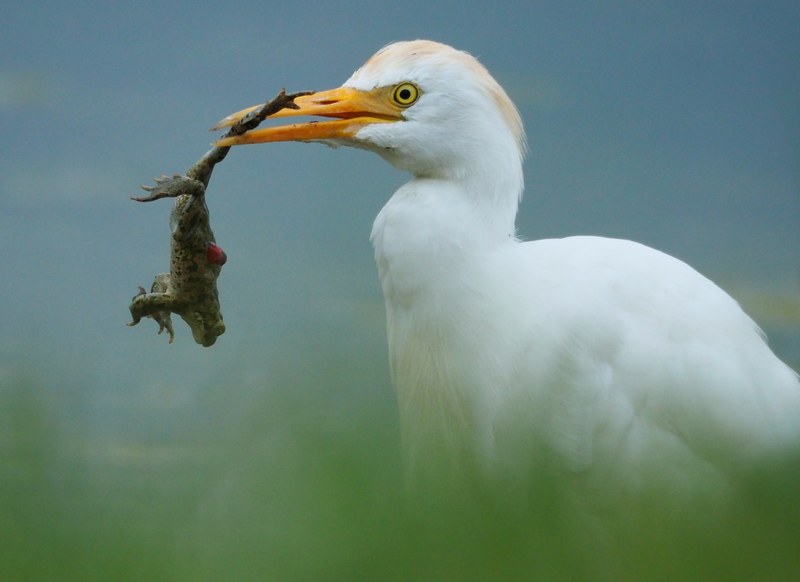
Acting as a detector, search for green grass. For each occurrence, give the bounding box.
[1,333,799,581]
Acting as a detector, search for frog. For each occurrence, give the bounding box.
[128,174,227,347]
[127,90,312,347]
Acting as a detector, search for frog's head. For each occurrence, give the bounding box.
[182,311,225,347]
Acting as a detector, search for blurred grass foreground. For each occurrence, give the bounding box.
[1,314,799,581]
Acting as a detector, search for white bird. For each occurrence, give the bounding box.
[215,40,800,507]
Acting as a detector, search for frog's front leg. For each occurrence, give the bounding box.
[150,309,175,342]
[128,276,181,343]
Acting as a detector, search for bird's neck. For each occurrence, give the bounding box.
[370,156,524,478]
[418,138,524,240]
[371,145,523,309]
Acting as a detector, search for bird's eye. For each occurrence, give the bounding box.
[392,83,420,107]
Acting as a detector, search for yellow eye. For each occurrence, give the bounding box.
[392,83,420,107]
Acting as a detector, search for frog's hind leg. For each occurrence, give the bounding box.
[132,174,205,202]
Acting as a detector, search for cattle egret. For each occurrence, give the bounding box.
[216,40,800,504]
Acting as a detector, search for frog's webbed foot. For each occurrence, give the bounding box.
[132,174,205,202]
[237,90,314,130]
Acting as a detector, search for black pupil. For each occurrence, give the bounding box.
[399,88,412,101]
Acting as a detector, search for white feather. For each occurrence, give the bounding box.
[346,41,800,501]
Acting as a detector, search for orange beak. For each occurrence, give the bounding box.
[213,86,403,146]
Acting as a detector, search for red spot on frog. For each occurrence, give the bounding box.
[207,243,227,266]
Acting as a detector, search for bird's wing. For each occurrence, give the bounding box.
[507,236,800,488]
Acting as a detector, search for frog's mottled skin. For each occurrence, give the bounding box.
[128,175,226,347]
[127,91,310,346]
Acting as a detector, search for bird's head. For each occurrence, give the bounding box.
[215,40,525,181]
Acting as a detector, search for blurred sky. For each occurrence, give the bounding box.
[1,1,799,433]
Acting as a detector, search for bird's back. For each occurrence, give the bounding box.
[385,231,800,502]
[491,236,800,499]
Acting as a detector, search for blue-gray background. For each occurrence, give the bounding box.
[2,1,798,579]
